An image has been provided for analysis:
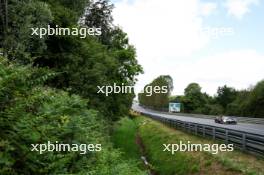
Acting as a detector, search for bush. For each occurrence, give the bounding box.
[0,57,101,173]
[0,57,145,174]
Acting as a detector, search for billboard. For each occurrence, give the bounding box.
[169,103,181,113]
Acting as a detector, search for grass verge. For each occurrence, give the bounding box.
[112,117,147,174]
[112,117,142,160]
[135,115,264,175]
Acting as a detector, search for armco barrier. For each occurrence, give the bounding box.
[139,105,264,125]
[139,111,264,157]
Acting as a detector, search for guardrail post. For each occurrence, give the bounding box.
[203,126,205,137]
[225,130,228,144]
[195,124,197,135]
[242,134,246,150]
[173,121,176,128]
[212,128,215,140]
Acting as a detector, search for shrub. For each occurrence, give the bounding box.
[0,57,145,174]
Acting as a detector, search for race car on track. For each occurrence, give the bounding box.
[215,116,237,124]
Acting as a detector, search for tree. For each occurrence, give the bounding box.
[1,0,142,120]
[0,57,145,174]
[225,90,250,116]
[0,1,147,173]
[84,0,114,45]
[246,80,264,117]
[184,83,201,96]
[216,85,237,112]
[183,83,206,113]
[138,75,173,109]
[0,0,52,63]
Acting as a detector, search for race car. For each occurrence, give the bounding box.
[215,116,237,124]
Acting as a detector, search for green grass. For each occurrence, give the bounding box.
[111,115,264,175]
[134,115,264,175]
[135,117,205,175]
[112,117,149,174]
[112,117,142,160]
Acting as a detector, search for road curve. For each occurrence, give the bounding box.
[132,103,264,136]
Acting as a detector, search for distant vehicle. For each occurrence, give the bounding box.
[215,116,237,124]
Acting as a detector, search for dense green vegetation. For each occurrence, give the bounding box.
[173,81,264,117]
[139,76,264,117]
[1,0,142,120]
[112,117,142,160]
[0,57,146,174]
[138,75,173,109]
[0,0,145,174]
[1,0,263,173]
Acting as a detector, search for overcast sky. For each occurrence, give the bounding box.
[112,0,264,95]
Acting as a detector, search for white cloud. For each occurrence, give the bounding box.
[113,0,210,59]
[135,50,264,96]
[112,0,264,96]
[113,0,212,92]
[176,50,264,95]
[200,2,217,16]
[224,0,259,19]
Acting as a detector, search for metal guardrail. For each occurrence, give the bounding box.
[138,111,264,157]
[166,113,264,125]
[139,105,264,125]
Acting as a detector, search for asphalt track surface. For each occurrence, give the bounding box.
[132,104,264,136]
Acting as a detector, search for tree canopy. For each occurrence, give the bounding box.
[138,75,173,109]
[1,0,142,120]
[0,0,146,174]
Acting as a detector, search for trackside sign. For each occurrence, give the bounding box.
[169,103,181,113]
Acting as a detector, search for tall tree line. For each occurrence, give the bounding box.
[0,0,146,174]
[170,81,264,117]
[139,75,264,118]
[0,0,142,120]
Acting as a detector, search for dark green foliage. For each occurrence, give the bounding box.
[139,75,173,109]
[84,0,114,45]
[204,104,224,115]
[0,57,98,174]
[167,82,263,117]
[42,0,88,20]
[214,83,264,117]
[40,0,142,120]
[0,57,145,174]
[181,83,207,113]
[216,85,237,112]
[244,81,264,117]
[37,34,141,120]
[0,0,145,173]
[225,90,250,116]
[2,0,53,63]
[1,0,142,120]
